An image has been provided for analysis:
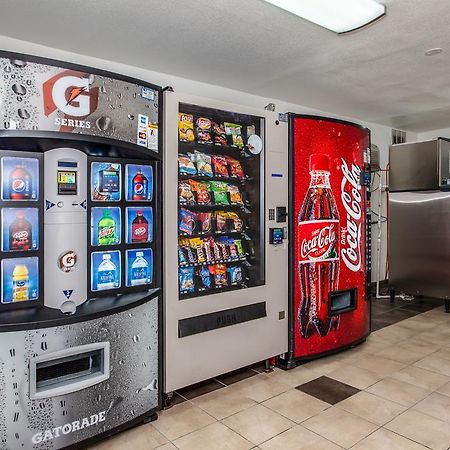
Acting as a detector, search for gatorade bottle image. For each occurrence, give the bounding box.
[9,165,32,200]
[130,252,149,286]
[9,210,32,251]
[12,264,29,301]
[132,169,148,201]
[131,210,149,243]
[98,210,116,246]
[97,254,117,290]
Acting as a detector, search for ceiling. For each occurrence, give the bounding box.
[0,0,450,132]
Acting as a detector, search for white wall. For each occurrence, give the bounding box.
[418,127,450,141]
[0,35,417,282]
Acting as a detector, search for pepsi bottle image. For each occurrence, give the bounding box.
[132,169,148,201]
[9,165,32,200]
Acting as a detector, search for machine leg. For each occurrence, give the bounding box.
[143,412,158,424]
[162,392,174,409]
[390,289,395,304]
[445,299,450,313]
[264,359,274,373]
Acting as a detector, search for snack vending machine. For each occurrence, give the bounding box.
[0,52,162,449]
[164,93,288,394]
[278,114,371,367]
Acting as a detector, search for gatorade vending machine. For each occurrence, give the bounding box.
[164,93,288,395]
[278,114,371,367]
[0,52,162,449]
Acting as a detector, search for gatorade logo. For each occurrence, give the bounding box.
[43,70,99,132]
[58,250,77,273]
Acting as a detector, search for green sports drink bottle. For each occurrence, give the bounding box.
[98,209,116,245]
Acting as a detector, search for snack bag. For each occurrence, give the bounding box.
[179,181,195,204]
[215,211,228,232]
[227,237,238,259]
[216,237,230,260]
[197,212,212,233]
[210,181,229,205]
[179,266,195,293]
[224,123,244,148]
[212,122,227,146]
[178,153,197,175]
[189,180,211,204]
[235,239,245,258]
[228,266,243,285]
[191,237,206,264]
[178,113,195,142]
[211,238,221,261]
[227,157,245,179]
[211,264,228,287]
[178,246,187,265]
[196,118,212,145]
[228,212,243,232]
[179,208,196,235]
[203,237,214,262]
[211,155,229,178]
[228,184,244,205]
[194,151,213,177]
[198,265,212,290]
[232,134,244,148]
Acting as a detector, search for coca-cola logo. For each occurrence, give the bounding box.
[134,183,144,195]
[12,179,26,192]
[340,159,363,272]
[299,221,338,261]
[133,226,147,236]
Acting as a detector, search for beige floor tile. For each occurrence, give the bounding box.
[366,377,431,407]
[262,389,330,423]
[327,365,382,390]
[152,402,215,441]
[398,338,441,356]
[375,345,427,364]
[373,324,416,342]
[353,355,407,377]
[350,427,429,450]
[155,444,178,450]
[222,404,295,446]
[415,330,450,346]
[227,373,291,403]
[385,409,450,450]
[396,319,437,333]
[391,365,450,390]
[414,355,450,377]
[259,424,342,450]
[336,391,406,426]
[437,381,450,397]
[265,366,319,388]
[173,422,253,450]
[433,347,450,361]
[90,423,168,450]
[302,406,378,448]
[302,357,345,377]
[191,386,256,420]
[413,392,450,423]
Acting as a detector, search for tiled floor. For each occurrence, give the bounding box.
[89,300,450,450]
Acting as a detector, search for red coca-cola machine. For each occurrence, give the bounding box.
[278,114,371,367]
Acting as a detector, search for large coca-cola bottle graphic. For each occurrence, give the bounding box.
[297,153,340,338]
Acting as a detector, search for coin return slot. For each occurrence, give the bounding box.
[330,289,357,315]
[30,342,110,399]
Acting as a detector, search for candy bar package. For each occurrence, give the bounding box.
[216,237,230,260]
[228,212,244,232]
[212,122,227,146]
[179,208,196,235]
[196,118,212,144]
[203,237,215,262]
[179,181,196,204]
[178,113,195,142]
[194,151,213,177]
[235,239,246,258]
[228,184,244,205]
[198,265,212,290]
[228,266,243,285]
[178,246,187,265]
[189,179,211,204]
[197,212,212,233]
[215,211,228,233]
[211,155,229,178]
[210,264,228,288]
[179,266,195,293]
[227,157,245,179]
[191,237,206,264]
[210,181,229,205]
[178,153,197,175]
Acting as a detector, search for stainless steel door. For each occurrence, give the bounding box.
[389,191,450,298]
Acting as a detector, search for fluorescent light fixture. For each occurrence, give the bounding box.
[262,0,386,34]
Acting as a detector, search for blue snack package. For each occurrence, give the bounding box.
[179,208,196,235]
[199,266,212,289]
[179,266,195,293]
[227,266,243,285]
[178,154,196,175]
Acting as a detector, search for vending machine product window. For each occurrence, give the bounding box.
[177,103,265,299]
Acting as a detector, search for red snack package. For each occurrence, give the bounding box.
[227,157,245,179]
[211,155,229,178]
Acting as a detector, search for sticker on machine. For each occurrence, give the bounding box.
[58,250,78,273]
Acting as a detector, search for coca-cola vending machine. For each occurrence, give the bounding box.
[279,114,371,367]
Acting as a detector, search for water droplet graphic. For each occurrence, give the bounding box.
[132,335,140,343]
[96,116,111,131]
[10,59,26,68]
[88,74,95,85]
[12,84,26,96]
[17,108,30,120]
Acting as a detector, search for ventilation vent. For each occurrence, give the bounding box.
[392,129,406,145]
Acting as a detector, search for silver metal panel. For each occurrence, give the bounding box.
[0,298,158,449]
[389,191,450,298]
[163,93,288,393]
[389,140,439,192]
[439,139,450,187]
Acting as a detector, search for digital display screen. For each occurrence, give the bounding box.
[57,170,77,195]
